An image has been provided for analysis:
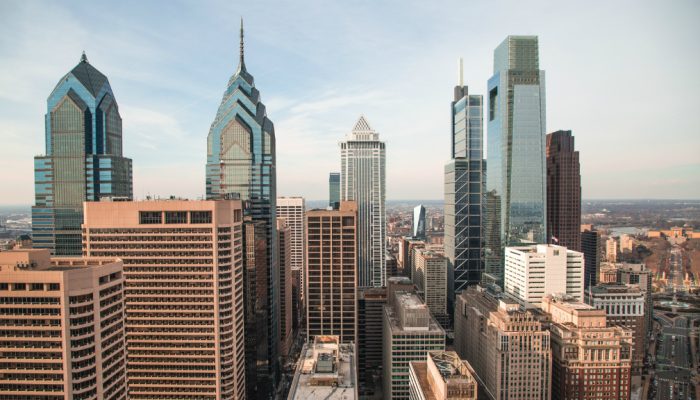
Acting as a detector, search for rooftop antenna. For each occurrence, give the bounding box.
[458,57,464,86]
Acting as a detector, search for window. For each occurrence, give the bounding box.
[190,211,212,224]
[165,211,188,224]
[139,211,162,224]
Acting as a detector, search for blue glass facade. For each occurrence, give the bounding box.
[484,36,547,285]
[32,53,133,255]
[329,172,340,209]
[412,204,426,239]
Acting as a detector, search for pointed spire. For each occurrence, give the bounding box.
[238,17,246,72]
[81,51,88,63]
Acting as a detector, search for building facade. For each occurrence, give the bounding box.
[0,249,126,399]
[546,130,581,251]
[82,200,246,399]
[32,53,133,256]
[413,247,449,326]
[605,237,618,262]
[329,172,340,209]
[356,287,387,397]
[581,226,601,289]
[504,244,584,305]
[484,36,547,285]
[340,116,386,287]
[412,204,427,239]
[305,201,358,344]
[408,351,478,400]
[277,218,293,357]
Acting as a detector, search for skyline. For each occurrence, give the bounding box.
[1,0,699,205]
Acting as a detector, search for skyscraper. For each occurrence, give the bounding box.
[340,116,386,287]
[445,61,485,303]
[204,21,279,386]
[546,130,581,251]
[277,218,293,357]
[484,36,547,285]
[329,172,340,209]
[581,226,601,289]
[277,197,305,300]
[413,247,449,326]
[412,204,426,239]
[32,53,133,256]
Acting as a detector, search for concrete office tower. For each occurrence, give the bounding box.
[581,226,601,289]
[412,204,427,239]
[277,218,293,357]
[204,22,279,384]
[413,247,449,326]
[445,68,485,302]
[454,286,551,400]
[541,295,633,400]
[546,130,581,251]
[329,172,341,209]
[357,287,387,397]
[400,237,425,278]
[340,115,386,287]
[277,197,306,295]
[287,336,357,400]
[504,244,584,305]
[384,291,446,400]
[305,201,358,344]
[83,200,246,399]
[0,249,126,399]
[605,237,618,262]
[485,36,547,286]
[586,284,647,380]
[408,351,478,400]
[616,263,653,336]
[32,53,133,256]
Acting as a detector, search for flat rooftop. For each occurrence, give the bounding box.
[288,336,356,400]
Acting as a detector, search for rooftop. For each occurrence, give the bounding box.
[288,336,356,400]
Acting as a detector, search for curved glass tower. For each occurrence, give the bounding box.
[32,53,133,256]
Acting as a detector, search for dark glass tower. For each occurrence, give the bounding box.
[445,61,485,313]
[328,172,340,209]
[32,53,133,256]
[484,36,547,286]
[546,130,581,251]
[581,227,600,289]
[205,21,279,397]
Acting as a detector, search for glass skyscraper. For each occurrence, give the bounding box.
[204,22,279,395]
[32,53,133,256]
[484,36,547,285]
[444,62,485,306]
[340,116,386,288]
[329,172,340,209]
[412,204,426,239]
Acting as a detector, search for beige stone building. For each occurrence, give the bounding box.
[82,199,246,399]
[413,247,448,326]
[0,249,126,399]
[408,351,477,400]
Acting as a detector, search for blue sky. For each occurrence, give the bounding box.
[1,0,699,205]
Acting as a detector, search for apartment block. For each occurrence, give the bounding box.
[408,351,477,400]
[82,200,245,399]
[0,249,126,399]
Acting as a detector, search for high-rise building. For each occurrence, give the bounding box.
[408,351,478,400]
[454,286,551,400]
[305,201,357,344]
[504,244,584,305]
[484,36,547,285]
[357,286,387,397]
[329,172,340,209]
[340,116,386,288]
[82,200,246,399]
[616,263,653,336]
[0,249,126,399]
[445,66,485,302]
[277,197,306,324]
[204,21,279,386]
[620,234,635,253]
[32,53,133,256]
[581,226,601,289]
[413,247,449,326]
[287,336,357,400]
[540,295,632,400]
[412,204,426,239]
[383,291,445,400]
[546,130,581,251]
[605,237,618,262]
[277,218,293,357]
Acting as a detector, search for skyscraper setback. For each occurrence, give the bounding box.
[546,130,581,251]
[484,35,547,285]
[340,116,386,287]
[32,53,133,256]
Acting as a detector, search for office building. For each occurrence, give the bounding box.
[0,249,126,399]
[445,66,485,301]
[586,284,646,379]
[412,204,427,239]
[413,247,449,327]
[32,53,133,256]
[204,22,279,384]
[580,226,601,289]
[408,351,477,400]
[287,335,357,400]
[454,286,551,400]
[504,244,584,305]
[546,130,581,251]
[484,36,547,285]
[357,286,387,397]
[340,115,386,287]
[399,237,425,278]
[277,197,306,299]
[605,237,618,262]
[305,201,357,344]
[384,291,445,400]
[278,218,293,357]
[386,252,399,278]
[541,295,632,400]
[616,263,653,336]
[329,172,340,209]
[620,234,635,253]
[83,200,246,399]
